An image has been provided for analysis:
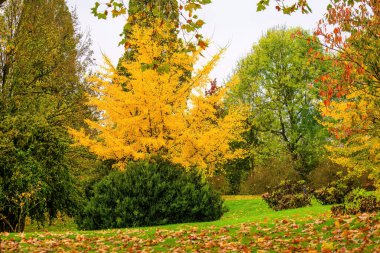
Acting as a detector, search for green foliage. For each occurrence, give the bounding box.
[76,160,225,230]
[331,189,380,215]
[122,0,179,43]
[223,157,251,195]
[314,173,370,205]
[228,27,329,179]
[93,0,210,54]
[80,159,115,200]
[262,180,312,211]
[24,196,333,233]
[116,0,195,82]
[0,115,82,232]
[0,0,92,232]
[314,186,347,206]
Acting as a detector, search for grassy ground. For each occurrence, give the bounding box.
[1,196,379,252]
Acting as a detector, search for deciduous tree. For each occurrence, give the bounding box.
[316,0,380,188]
[228,27,328,179]
[70,21,246,175]
[0,0,92,232]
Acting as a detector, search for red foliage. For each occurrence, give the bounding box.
[314,0,379,103]
[205,78,219,96]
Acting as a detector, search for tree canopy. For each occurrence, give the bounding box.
[228,27,328,179]
[316,0,380,188]
[0,0,92,232]
[0,0,379,234]
[70,21,246,175]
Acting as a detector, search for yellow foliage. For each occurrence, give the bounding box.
[69,22,246,175]
[314,0,380,189]
[321,87,380,188]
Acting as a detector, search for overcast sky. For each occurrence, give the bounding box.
[66,0,329,82]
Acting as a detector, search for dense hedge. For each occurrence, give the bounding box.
[76,160,225,230]
[331,189,380,215]
[262,180,312,211]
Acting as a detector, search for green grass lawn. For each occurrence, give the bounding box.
[1,196,379,252]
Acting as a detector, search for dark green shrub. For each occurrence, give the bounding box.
[0,115,82,232]
[314,174,364,205]
[76,159,225,230]
[223,157,251,195]
[331,189,380,215]
[262,180,312,211]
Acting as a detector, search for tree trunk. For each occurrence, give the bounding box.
[1,211,26,233]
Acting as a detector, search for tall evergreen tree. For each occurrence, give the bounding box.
[118,0,180,74]
[0,0,92,232]
[125,0,179,36]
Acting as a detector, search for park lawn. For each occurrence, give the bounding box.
[1,196,379,252]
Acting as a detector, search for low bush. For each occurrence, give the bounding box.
[314,186,348,205]
[314,174,363,205]
[76,159,225,230]
[331,188,380,215]
[262,180,312,211]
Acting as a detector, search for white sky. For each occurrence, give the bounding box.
[66,0,329,82]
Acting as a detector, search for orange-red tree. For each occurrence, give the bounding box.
[70,22,246,175]
[315,0,379,188]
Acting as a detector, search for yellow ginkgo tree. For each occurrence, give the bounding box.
[69,22,246,175]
